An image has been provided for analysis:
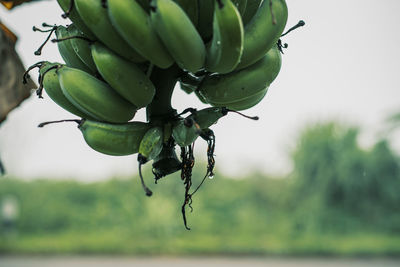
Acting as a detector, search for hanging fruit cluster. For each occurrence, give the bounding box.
[25,0,303,229]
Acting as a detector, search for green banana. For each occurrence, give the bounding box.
[197,0,214,42]
[151,0,206,73]
[180,82,195,94]
[231,0,248,16]
[188,107,228,129]
[74,0,146,63]
[58,66,137,123]
[91,43,156,108]
[137,126,164,197]
[225,87,268,110]
[206,0,244,74]
[162,122,173,143]
[138,126,164,162]
[194,89,209,104]
[236,0,288,70]
[79,119,151,156]
[55,25,93,73]
[199,45,281,104]
[107,0,173,69]
[56,0,96,39]
[173,0,199,27]
[172,118,201,147]
[241,0,261,25]
[67,24,97,73]
[209,86,268,110]
[137,0,151,12]
[37,62,95,119]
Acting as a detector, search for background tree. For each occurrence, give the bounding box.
[0,0,38,173]
[289,122,400,233]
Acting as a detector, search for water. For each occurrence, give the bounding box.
[0,257,399,267]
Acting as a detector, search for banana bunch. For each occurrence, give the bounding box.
[28,0,302,228]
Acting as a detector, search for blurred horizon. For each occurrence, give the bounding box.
[1,120,400,256]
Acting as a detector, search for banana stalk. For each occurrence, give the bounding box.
[146,64,183,121]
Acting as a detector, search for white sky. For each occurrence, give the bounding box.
[1,0,400,181]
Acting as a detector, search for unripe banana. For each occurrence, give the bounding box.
[195,89,209,104]
[236,0,288,70]
[162,121,173,143]
[58,66,137,123]
[91,43,156,108]
[197,0,214,42]
[138,126,164,162]
[180,82,195,94]
[137,126,164,197]
[199,45,281,104]
[209,86,268,111]
[67,24,97,73]
[55,25,93,73]
[108,0,173,69]
[137,0,151,12]
[79,119,151,156]
[241,0,262,25]
[56,0,95,39]
[74,0,146,63]
[38,62,94,119]
[173,0,199,27]
[231,0,248,16]
[151,0,206,73]
[226,87,268,110]
[188,107,228,129]
[172,118,201,147]
[206,0,244,74]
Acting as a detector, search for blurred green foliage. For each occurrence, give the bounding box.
[0,121,399,255]
[290,123,400,234]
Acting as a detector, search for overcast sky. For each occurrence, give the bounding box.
[1,0,400,181]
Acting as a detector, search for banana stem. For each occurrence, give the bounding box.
[146,64,183,122]
[33,24,58,56]
[61,0,75,18]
